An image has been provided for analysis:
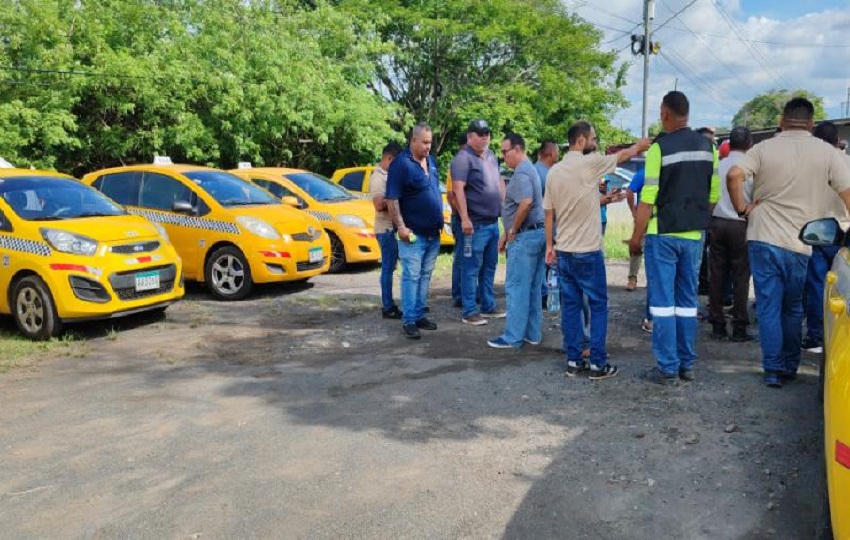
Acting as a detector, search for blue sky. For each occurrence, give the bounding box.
[570,0,850,134]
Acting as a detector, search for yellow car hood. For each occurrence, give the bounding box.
[44,215,161,243]
[226,204,322,231]
[323,199,375,227]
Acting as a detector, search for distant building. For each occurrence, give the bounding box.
[717,118,850,154]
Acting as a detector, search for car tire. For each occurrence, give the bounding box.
[205,245,253,301]
[328,233,346,273]
[11,275,62,340]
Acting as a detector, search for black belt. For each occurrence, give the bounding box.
[520,222,545,232]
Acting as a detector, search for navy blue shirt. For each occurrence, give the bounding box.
[385,147,444,236]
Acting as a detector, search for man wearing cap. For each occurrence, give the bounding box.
[385,122,445,340]
[708,126,754,342]
[451,119,506,325]
[629,91,721,386]
[727,99,850,387]
[546,121,650,380]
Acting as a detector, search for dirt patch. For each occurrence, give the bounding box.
[0,263,824,539]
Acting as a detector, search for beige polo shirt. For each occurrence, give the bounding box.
[369,165,393,233]
[736,131,850,255]
[543,151,618,253]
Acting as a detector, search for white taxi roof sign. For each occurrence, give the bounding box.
[153,155,173,165]
[237,162,252,169]
[0,158,15,169]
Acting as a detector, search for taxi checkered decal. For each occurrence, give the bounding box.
[128,209,240,235]
[0,235,52,256]
[307,210,333,222]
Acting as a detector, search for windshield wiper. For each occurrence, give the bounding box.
[74,212,123,218]
[30,216,68,221]
[219,200,270,206]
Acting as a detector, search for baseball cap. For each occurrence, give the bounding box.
[468,119,491,136]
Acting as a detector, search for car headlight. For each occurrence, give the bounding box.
[337,214,367,229]
[236,216,280,240]
[152,222,170,243]
[40,228,98,256]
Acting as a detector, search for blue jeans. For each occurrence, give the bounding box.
[376,230,399,312]
[749,241,809,374]
[450,214,463,304]
[645,234,703,376]
[557,250,608,367]
[499,229,546,346]
[398,234,441,325]
[461,222,499,318]
[805,245,840,342]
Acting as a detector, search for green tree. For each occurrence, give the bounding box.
[732,89,826,129]
[340,0,629,166]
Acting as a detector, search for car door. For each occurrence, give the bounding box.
[137,171,204,278]
[0,206,14,311]
[825,248,850,536]
[338,170,368,197]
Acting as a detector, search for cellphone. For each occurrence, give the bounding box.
[610,187,623,195]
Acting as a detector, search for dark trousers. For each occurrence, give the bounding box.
[708,217,750,330]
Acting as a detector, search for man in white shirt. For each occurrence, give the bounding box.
[709,127,754,342]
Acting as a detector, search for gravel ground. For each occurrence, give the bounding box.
[0,261,825,539]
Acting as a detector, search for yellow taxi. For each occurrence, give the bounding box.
[0,165,183,339]
[230,166,379,273]
[82,158,330,300]
[799,218,850,538]
[331,166,455,246]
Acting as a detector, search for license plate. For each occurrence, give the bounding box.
[135,271,160,292]
[308,247,323,263]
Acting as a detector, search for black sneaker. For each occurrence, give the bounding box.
[711,323,728,341]
[589,364,619,380]
[764,371,783,388]
[679,369,695,382]
[382,306,403,319]
[801,336,823,354]
[564,360,590,378]
[403,324,421,339]
[730,328,754,343]
[416,317,437,331]
[640,367,678,386]
[779,371,798,382]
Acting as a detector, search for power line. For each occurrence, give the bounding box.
[602,22,643,45]
[652,0,699,33]
[658,49,736,114]
[656,0,761,97]
[657,26,850,48]
[579,3,642,26]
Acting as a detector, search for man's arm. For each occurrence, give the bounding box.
[727,165,756,218]
[372,194,387,212]
[839,189,850,216]
[628,142,660,255]
[453,180,473,235]
[626,188,637,217]
[544,208,556,265]
[387,200,413,243]
[615,138,652,164]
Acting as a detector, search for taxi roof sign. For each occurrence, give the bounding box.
[0,158,15,169]
[237,162,252,170]
[153,155,173,165]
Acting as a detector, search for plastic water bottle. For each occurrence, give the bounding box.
[463,235,472,258]
[546,267,560,312]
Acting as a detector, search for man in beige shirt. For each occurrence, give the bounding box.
[543,121,649,380]
[370,142,403,319]
[802,121,850,354]
[727,98,850,387]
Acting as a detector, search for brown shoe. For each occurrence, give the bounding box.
[626,276,637,291]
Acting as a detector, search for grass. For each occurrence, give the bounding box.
[603,215,634,261]
[0,329,82,373]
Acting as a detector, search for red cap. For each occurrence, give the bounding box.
[719,140,731,159]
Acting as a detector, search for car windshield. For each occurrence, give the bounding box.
[285,172,354,202]
[183,170,278,207]
[0,176,126,221]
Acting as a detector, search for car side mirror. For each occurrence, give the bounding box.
[799,218,845,247]
[281,196,300,209]
[172,200,196,215]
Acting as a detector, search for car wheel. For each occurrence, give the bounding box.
[12,275,62,340]
[205,246,253,301]
[328,233,346,273]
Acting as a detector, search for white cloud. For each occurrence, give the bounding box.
[571,0,850,133]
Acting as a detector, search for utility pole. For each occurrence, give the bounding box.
[845,87,850,117]
[641,0,655,137]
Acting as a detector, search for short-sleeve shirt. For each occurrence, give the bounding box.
[534,161,551,194]
[714,151,752,221]
[450,147,502,224]
[369,165,393,233]
[502,158,543,234]
[385,148,444,237]
[736,130,850,255]
[543,151,618,253]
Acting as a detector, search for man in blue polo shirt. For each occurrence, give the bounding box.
[451,119,506,326]
[385,122,445,340]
